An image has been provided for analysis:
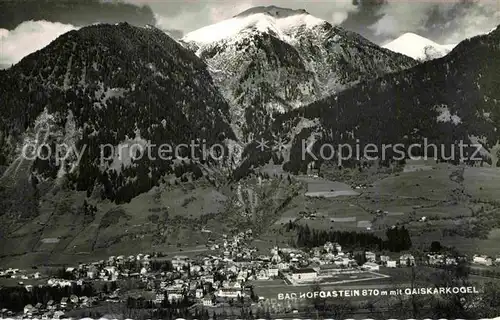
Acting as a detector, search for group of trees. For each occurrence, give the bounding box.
[126,296,191,310]
[287,222,412,252]
[149,260,174,273]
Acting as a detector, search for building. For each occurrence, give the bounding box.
[167,291,185,302]
[317,264,348,276]
[201,275,214,284]
[23,305,34,316]
[428,254,444,265]
[380,255,390,263]
[268,268,279,277]
[277,262,290,270]
[202,295,214,307]
[365,251,376,262]
[257,270,269,280]
[333,257,351,267]
[195,289,204,299]
[473,255,493,266]
[324,242,334,252]
[60,297,68,308]
[217,288,244,298]
[155,293,165,304]
[290,268,318,282]
[400,254,416,267]
[172,256,189,270]
[362,262,380,271]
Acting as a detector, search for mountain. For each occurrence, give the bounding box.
[274,25,500,173]
[181,6,418,141]
[0,23,235,211]
[383,33,456,61]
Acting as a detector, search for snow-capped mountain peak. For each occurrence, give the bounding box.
[383,33,456,61]
[181,6,417,141]
[182,6,325,46]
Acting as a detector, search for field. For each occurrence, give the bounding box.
[2,158,500,269]
[0,172,304,268]
[0,176,229,268]
[268,161,500,257]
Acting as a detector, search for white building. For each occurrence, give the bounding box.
[362,262,380,271]
[365,251,376,262]
[202,295,214,306]
[473,255,493,266]
[333,257,351,267]
[290,268,317,282]
[155,293,165,304]
[172,256,189,270]
[268,268,279,277]
[380,255,390,262]
[400,254,416,266]
[195,289,204,299]
[217,288,244,298]
[167,292,184,302]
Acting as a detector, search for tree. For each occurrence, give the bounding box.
[101,283,109,294]
[430,241,442,252]
[109,281,118,292]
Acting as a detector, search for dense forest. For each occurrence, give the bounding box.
[274,26,500,174]
[0,23,234,206]
[286,221,412,252]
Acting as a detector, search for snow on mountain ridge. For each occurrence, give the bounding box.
[383,33,457,61]
[182,10,325,46]
[182,7,417,142]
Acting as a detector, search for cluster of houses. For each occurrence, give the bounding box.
[427,253,500,267]
[20,295,97,320]
[427,253,460,266]
[281,244,418,285]
[7,226,500,318]
[472,254,500,266]
[71,253,154,281]
[0,268,41,283]
[0,275,101,319]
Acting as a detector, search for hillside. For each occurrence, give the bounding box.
[0,23,236,218]
[274,25,500,173]
[182,6,417,140]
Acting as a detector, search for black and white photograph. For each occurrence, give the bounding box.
[0,0,500,319]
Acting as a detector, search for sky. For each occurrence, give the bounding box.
[136,0,500,44]
[0,0,499,67]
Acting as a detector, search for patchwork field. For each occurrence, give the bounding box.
[2,159,500,268]
[269,162,500,257]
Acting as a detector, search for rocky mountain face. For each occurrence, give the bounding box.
[273,26,500,173]
[181,6,417,141]
[0,23,235,211]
